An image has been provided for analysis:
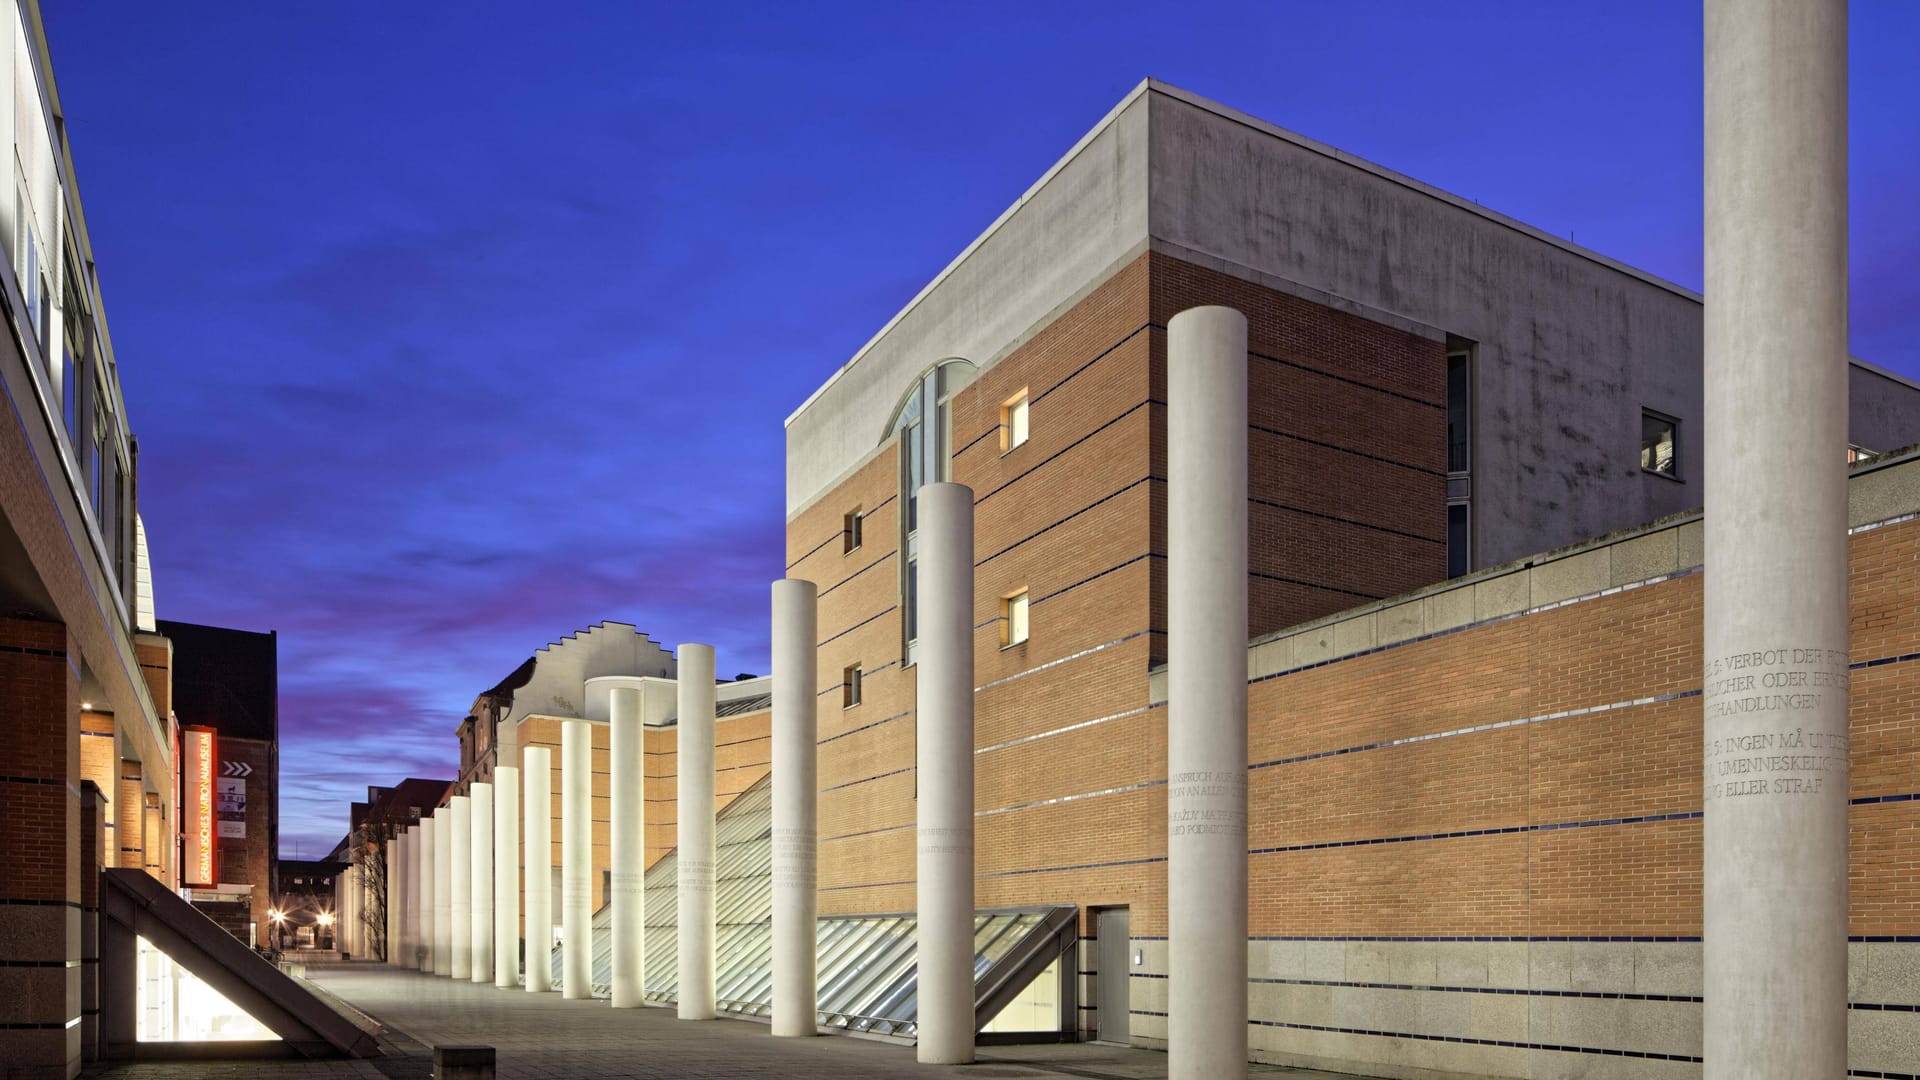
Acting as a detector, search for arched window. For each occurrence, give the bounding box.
[884,359,976,663]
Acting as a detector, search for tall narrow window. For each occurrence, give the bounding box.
[842,664,862,709]
[1446,349,1473,577]
[1002,589,1030,648]
[1446,504,1470,579]
[843,508,863,554]
[1002,391,1030,453]
[1641,410,1679,478]
[1446,354,1470,474]
[905,421,924,532]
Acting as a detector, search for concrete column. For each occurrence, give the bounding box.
[470,782,494,983]
[562,719,593,999]
[396,830,412,967]
[419,821,436,972]
[771,578,818,1037]
[388,832,403,965]
[451,795,472,980]
[421,821,438,972]
[611,688,647,1008]
[1167,305,1249,1080]
[433,815,452,975]
[494,765,520,987]
[677,643,718,1021]
[1702,2,1849,1076]
[524,746,553,993]
[916,483,977,1064]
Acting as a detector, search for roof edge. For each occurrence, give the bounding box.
[784,78,1156,429]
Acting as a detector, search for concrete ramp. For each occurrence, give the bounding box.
[100,868,381,1059]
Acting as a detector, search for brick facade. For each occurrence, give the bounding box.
[783,249,1920,1073]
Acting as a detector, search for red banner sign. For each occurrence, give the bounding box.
[182,727,217,886]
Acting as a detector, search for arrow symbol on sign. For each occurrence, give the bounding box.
[221,761,253,778]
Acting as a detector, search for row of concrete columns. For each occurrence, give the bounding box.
[380,646,724,1018]
[372,52,1847,1056]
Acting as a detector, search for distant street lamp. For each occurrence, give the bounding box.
[269,908,286,952]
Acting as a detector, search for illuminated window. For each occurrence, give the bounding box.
[1641,410,1679,478]
[1002,391,1030,452]
[843,509,863,554]
[842,664,862,709]
[1002,589,1030,648]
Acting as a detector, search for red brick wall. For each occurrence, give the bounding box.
[0,618,79,904]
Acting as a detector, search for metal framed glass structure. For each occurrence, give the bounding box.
[548,774,1075,1038]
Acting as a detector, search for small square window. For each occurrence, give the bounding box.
[1641,410,1679,478]
[1002,589,1030,648]
[842,664,862,708]
[1001,391,1030,453]
[843,508,863,554]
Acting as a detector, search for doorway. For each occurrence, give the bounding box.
[1095,907,1130,1044]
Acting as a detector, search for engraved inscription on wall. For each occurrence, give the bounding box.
[1167,770,1247,837]
[1702,648,1849,801]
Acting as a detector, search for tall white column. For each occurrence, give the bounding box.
[1167,305,1249,1080]
[404,829,419,967]
[450,795,472,980]
[433,813,452,976]
[524,745,553,993]
[677,643,717,1021]
[341,866,355,955]
[611,688,647,1008]
[470,782,494,984]
[771,579,818,1037]
[495,765,520,988]
[562,719,593,999]
[916,483,977,1064]
[419,820,436,972]
[384,837,399,960]
[1703,2,1849,1076]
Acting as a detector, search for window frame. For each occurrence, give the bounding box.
[1000,389,1030,454]
[1001,588,1030,649]
[843,508,863,555]
[842,664,862,709]
[1640,408,1681,480]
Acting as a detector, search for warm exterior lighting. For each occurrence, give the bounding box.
[317,912,334,927]
[269,909,285,923]
[181,727,218,886]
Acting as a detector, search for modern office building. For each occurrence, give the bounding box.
[0,1,177,1074]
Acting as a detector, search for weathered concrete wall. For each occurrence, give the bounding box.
[1146,87,1706,570]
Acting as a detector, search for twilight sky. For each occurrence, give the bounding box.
[38,2,1920,858]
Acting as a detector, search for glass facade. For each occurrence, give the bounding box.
[548,774,1070,1036]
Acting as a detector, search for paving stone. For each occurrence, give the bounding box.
[82,961,1400,1080]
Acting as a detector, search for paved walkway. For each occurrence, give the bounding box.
[82,961,1369,1080]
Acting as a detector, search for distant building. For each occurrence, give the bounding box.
[448,621,771,920]
[273,859,347,952]
[158,619,279,948]
[333,777,452,961]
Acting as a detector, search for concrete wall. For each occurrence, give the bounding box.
[1145,86,1704,570]
[784,89,1151,516]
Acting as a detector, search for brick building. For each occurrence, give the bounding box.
[772,80,1920,1076]
[157,619,279,948]
[0,1,177,1075]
